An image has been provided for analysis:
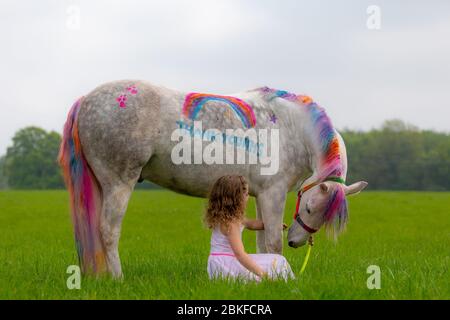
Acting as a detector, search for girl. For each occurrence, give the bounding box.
[205,175,295,282]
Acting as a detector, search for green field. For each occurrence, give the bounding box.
[0,190,448,299]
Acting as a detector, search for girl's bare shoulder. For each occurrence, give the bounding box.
[219,220,243,235]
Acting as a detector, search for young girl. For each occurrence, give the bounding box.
[205,175,295,282]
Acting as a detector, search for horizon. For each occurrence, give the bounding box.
[1,116,447,158]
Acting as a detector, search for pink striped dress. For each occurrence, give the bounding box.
[207,224,295,281]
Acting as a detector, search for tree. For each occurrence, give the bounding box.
[0,155,8,189]
[4,127,64,189]
[2,121,449,191]
[342,119,450,191]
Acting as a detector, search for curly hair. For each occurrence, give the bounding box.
[204,175,248,230]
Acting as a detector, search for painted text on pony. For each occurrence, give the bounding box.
[171,121,279,175]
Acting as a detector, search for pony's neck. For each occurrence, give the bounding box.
[297,104,347,188]
[253,86,346,189]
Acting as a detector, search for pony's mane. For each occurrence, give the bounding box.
[257,86,347,235]
[323,185,348,237]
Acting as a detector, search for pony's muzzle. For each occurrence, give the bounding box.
[287,222,309,248]
[288,239,307,248]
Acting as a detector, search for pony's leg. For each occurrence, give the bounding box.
[255,202,267,253]
[256,188,287,254]
[99,182,134,278]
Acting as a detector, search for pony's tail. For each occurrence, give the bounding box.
[58,97,107,275]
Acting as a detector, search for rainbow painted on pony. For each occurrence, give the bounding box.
[58,97,106,274]
[258,87,348,235]
[183,92,257,129]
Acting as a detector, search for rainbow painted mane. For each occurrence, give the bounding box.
[183,92,256,129]
[258,87,348,234]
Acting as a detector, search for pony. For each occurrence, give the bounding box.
[58,81,367,277]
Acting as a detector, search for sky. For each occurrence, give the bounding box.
[1,0,449,155]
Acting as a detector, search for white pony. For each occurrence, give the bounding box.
[58,81,367,277]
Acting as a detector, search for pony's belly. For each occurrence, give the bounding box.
[140,154,253,197]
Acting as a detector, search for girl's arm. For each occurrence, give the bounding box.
[243,218,264,230]
[243,218,288,231]
[226,222,266,278]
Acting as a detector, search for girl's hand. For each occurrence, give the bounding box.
[282,223,288,230]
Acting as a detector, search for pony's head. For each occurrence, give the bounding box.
[256,86,368,246]
[287,180,368,247]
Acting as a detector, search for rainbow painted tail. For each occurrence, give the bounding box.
[58,97,107,275]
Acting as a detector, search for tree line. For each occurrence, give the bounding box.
[0,120,448,191]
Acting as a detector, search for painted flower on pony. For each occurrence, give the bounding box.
[116,84,139,108]
[116,94,128,108]
[126,85,138,95]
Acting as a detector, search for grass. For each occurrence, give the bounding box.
[0,190,449,299]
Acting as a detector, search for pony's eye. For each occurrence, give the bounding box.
[306,204,311,214]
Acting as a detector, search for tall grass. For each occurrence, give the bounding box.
[0,190,448,299]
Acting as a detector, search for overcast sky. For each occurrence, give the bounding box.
[1,0,449,155]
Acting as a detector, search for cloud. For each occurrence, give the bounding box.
[0,0,449,155]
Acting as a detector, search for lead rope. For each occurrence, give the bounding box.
[300,241,312,274]
[294,189,313,275]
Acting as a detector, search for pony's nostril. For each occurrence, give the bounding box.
[288,241,294,247]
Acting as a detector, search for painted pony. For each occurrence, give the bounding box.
[58,81,367,277]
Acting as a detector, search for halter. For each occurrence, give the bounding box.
[293,176,346,233]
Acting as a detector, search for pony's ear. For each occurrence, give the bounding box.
[344,181,368,195]
[319,182,329,193]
